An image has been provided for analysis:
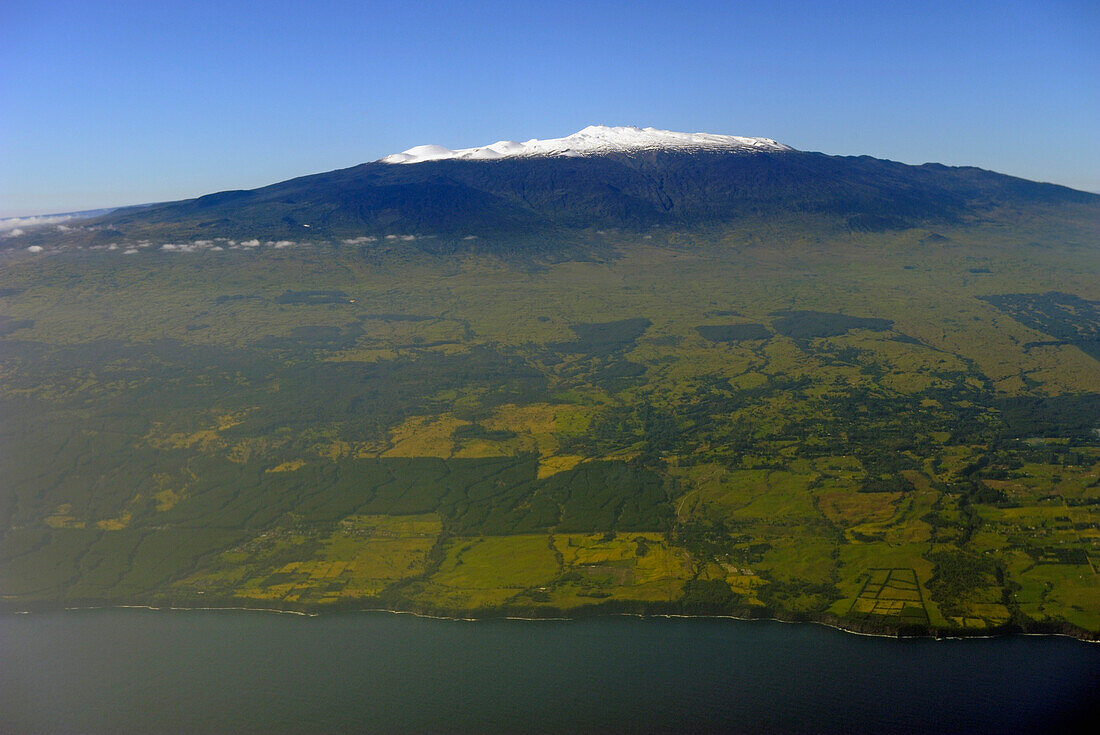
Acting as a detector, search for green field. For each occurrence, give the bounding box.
[2,211,1099,635]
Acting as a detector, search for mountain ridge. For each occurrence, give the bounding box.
[11,128,1098,252]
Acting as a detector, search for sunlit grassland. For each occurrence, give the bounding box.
[179,514,443,604]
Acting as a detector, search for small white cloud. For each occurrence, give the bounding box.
[462,235,478,240]
[162,242,201,253]
[6,228,25,237]
[123,248,139,255]
[241,239,260,247]
[27,245,44,253]
[273,240,293,248]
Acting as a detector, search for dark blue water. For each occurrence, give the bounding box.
[0,610,1096,734]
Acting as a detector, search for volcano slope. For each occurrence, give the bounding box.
[2,152,1100,636]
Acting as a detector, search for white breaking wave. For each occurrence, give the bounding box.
[380,125,793,164]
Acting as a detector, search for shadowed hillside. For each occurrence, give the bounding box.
[84,149,1098,244]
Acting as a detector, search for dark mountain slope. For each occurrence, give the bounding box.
[93,149,1098,242]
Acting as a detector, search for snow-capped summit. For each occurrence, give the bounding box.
[379,125,793,164]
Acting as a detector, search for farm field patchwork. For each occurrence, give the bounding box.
[1,213,1099,635]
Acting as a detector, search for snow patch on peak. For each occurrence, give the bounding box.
[380,125,793,164]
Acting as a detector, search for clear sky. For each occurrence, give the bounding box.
[2,0,1098,216]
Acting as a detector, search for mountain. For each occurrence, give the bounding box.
[87,126,1097,245]
[4,126,1100,638]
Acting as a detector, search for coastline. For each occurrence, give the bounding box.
[4,598,1097,643]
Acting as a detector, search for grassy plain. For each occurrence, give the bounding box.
[1,210,1099,635]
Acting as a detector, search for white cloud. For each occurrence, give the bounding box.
[0,214,75,232]
[27,245,43,253]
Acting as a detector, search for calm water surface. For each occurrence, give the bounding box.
[0,609,1096,734]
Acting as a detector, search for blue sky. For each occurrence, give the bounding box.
[2,0,1097,215]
